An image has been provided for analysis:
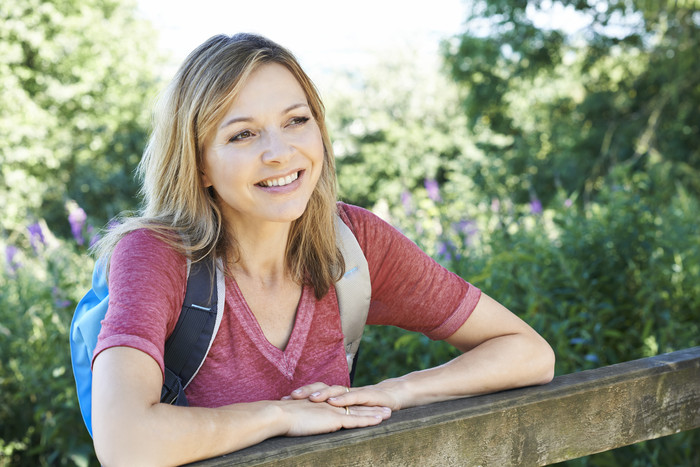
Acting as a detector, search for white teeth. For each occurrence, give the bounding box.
[261,172,298,187]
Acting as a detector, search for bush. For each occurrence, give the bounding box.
[356,169,699,465]
[1,215,97,466]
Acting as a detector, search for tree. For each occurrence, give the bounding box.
[0,1,163,464]
[324,49,481,212]
[442,0,700,206]
[0,0,163,243]
[442,3,699,464]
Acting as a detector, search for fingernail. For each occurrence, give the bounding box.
[292,389,302,394]
[311,392,320,397]
[328,397,337,401]
[382,407,391,413]
[281,396,291,400]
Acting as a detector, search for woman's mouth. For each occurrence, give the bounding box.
[255,170,303,188]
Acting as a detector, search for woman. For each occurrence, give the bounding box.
[91,33,555,465]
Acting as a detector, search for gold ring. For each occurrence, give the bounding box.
[345,406,350,415]
[345,386,350,393]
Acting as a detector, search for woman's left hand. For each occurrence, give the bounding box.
[283,382,403,412]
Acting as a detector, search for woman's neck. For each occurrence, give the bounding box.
[226,220,293,286]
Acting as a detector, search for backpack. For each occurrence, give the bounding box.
[69,215,371,437]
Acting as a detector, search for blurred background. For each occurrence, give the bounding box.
[1,0,698,465]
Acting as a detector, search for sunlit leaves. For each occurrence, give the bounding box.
[443,0,700,207]
[0,0,163,240]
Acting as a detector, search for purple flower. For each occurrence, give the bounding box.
[564,198,573,208]
[5,245,20,273]
[424,178,441,202]
[68,205,87,245]
[89,232,101,248]
[454,219,478,246]
[400,190,413,214]
[490,198,500,213]
[455,219,476,235]
[436,241,452,262]
[52,286,72,308]
[27,223,46,253]
[55,299,72,308]
[530,198,543,215]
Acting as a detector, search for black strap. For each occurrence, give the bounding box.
[348,344,360,385]
[160,258,218,405]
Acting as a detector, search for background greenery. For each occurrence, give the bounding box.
[1,0,697,465]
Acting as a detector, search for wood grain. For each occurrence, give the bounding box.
[187,347,700,466]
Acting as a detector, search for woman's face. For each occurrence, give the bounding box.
[202,63,324,231]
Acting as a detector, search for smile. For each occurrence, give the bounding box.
[256,171,300,187]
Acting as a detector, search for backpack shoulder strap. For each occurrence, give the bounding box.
[334,214,372,376]
[160,256,225,405]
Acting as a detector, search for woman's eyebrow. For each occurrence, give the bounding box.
[219,115,253,129]
[219,103,310,130]
[283,102,309,114]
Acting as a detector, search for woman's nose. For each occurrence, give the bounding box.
[261,130,294,164]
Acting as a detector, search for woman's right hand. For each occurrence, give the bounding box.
[278,398,390,437]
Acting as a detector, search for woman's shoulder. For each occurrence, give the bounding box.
[336,202,386,231]
[115,227,174,251]
[337,201,406,236]
[112,228,186,271]
[336,201,408,261]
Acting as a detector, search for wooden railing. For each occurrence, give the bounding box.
[190,347,699,466]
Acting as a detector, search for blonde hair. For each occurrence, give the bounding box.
[95,33,343,298]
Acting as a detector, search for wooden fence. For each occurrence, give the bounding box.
[190,347,699,466]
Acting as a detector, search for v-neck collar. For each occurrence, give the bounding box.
[227,277,312,379]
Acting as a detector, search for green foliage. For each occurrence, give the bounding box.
[0,0,163,463]
[325,12,699,459]
[1,222,96,466]
[354,169,699,465]
[355,325,460,387]
[324,50,480,209]
[0,0,162,240]
[442,0,700,207]
[354,169,700,376]
[435,4,700,461]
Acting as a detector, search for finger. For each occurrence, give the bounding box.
[338,413,385,429]
[327,387,398,410]
[309,385,351,402]
[335,406,392,429]
[289,382,330,399]
[344,405,392,420]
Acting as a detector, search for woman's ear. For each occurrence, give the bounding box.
[201,170,212,188]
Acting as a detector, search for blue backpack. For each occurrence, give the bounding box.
[70,217,371,437]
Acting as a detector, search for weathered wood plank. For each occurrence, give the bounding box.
[187,347,700,466]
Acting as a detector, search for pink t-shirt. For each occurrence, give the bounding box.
[94,203,481,407]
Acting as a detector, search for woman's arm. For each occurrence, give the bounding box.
[92,347,389,466]
[290,293,555,411]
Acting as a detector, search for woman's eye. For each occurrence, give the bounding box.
[288,116,310,126]
[230,130,254,142]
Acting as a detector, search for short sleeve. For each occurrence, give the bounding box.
[91,229,188,376]
[338,203,481,340]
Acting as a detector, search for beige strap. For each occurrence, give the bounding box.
[334,215,372,372]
